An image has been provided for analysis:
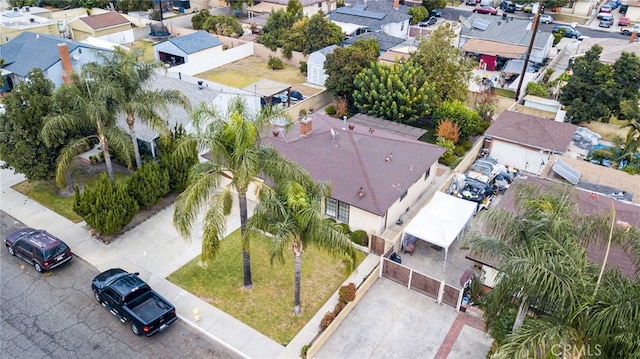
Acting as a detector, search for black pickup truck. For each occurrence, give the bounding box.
[91,268,177,337]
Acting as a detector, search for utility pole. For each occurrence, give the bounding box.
[515,0,544,101]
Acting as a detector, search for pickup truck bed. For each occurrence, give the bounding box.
[128,291,174,323]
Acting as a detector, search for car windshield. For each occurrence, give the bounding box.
[42,243,69,260]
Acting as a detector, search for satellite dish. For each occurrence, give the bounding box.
[459,15,472,29]
[72,54,80,61]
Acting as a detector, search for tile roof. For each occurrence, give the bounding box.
[343,31,405,52]
[485,111,577,152]
[0,32,105,78]
[78,12,130,30]
[162,30,223,54]
[461,14,551,49]
[327,0,411,30]
[262,114,445,216]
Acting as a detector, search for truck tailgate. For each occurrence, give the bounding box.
[127,291,174,324]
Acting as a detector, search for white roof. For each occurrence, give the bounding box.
[401,192,477,261]
[332,21,366,36]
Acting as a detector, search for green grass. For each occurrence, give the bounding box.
[493,88,515,99]
[12,172,131,223]
[168,229,366,345]
[127,41,156,64]
[196,56,306,89]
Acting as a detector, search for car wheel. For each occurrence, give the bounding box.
[131,323,142,336]
[94,290,101,303]
[7,245,15,256]
[34,262,43,273]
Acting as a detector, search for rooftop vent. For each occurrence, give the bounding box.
[25,6,30,11]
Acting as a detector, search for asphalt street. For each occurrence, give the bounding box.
[0,211,238,359]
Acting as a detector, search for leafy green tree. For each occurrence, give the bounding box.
[192,9,211,30]
[353,59,435,124]
[412,23,473,108]
[84,48,190,169]
[73,173,139,236]
[127,161,170,209]
[465,184,640,358]
[115,0,152,12]
[257,7,301,51]
[202,14,244,37]
[0,69,63,180]
[41,70,134,191]
[173,97,309,289]
[324,38,379,105]
[306,12,343,54]
[525,82,549,98]
[247,178,357,315]
[158,125,199,193]
[543,0,570,9]
[611,51,640,120]
[421,0,447,11]
[408,6,428,25]
[432,100,485,140]
[560,45,616,123]
[286,0,304,19]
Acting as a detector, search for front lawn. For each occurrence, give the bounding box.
[196,56,306,89]
[168,229,366,345]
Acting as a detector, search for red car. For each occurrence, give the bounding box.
[618,17,630,26]
[473,6,498,15]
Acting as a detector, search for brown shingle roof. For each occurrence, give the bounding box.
[486,111,578,152]
[79,12,130,30]
[262,114,446,216]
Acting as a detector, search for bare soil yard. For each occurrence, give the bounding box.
[196,56,320,97]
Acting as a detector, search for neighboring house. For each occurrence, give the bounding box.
[306,45,336,86]
[0,6,60,44]
[327,0,411,39]
[261,113,446,234]
[67,12,134,44]
[342,32,406,54]
[247,0,336,19]
[467,176,640,285]
[0,31,111,89]
[483,111,577,175]
[378,39,418,64]
[459,15,553,70]
[152,30,223,66]
[574,37,640,65]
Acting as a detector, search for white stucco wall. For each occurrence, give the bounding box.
[489,140,552,175]
[383,20,409,38]
[168,42,253,76]
[98,29,135,45]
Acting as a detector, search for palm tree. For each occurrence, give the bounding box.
[465,183,640,357]
[41,70,133,190]
[85,48,191,169]
[173,97,308,289]
[247,178,357,315]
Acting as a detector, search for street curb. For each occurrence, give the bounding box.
[177,313,250,359]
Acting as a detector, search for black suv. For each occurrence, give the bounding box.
[552,25,582,39]
[5,228,73,272]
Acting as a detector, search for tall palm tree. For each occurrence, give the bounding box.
[41,70,133,190]
[173,97,308,289]
[247,178,357,315]
[85,48,191,169]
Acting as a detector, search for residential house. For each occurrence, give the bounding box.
[483,111,577,175]
[247,0,336,19]
[152,30,223,66]
[459,14,553,70]
[306,45,336,86]
[67,11,134,44]
[0,31,112,89]
[261,114,446,234]
[327,0,411,39]
[342,31,406,54]
[0,6,59,44]
[574,37,640,65]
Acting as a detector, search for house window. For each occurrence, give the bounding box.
[424,168,430,180]
[401,22,404,31]
[318,3,321,7]
[400,190,408,201]
[326,198,350,223]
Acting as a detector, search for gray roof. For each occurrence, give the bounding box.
[343,32,405,52]
[461,14,551,49]
[162,30,222,54]
[317,44,338,55]
[262,114,445,216]
[0,32,107,78]
[327,0,411,30]
[255,0,323,5]
[485,111,577,152]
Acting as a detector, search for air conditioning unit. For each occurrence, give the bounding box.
[25,6,30,11]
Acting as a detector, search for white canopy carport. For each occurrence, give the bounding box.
[401,192,477,269]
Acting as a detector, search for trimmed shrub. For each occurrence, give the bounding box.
[325,105,337,116]
[73,173,138,236]
[127,162,170,209]
[454,145,467,157]
[268,55,284,70]
[338,222,351,234]
[350,230,369,246]
[320,311,336,330]
[299,61,307,75]
[299,109,308,117]
[436,119,460,144]
[158,125,198,193]
[338,283,356,304]
[460,140,472,150]
[333,301,347,315]
[301,344,311,358]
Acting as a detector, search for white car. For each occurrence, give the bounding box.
[539,14,554,23]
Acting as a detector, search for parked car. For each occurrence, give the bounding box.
[606,1,619,8]
[597,12,612,19]
[618,16,630,26]
[552,25,582,39]
[514,2,524,10]
[428,9,442,17]
[466,0,479,5]
[92,268,178,337]
[500,0,516,13]
[4,227,73,273]
[473,5,498,15]
[620,24,640,35]
[599,15,614,27]
[419,16,438,27]
[619,4,628,14]
[600,4,612,13]
[290,89,305,101]
[539,14,554,23]
[523,3,534,12]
